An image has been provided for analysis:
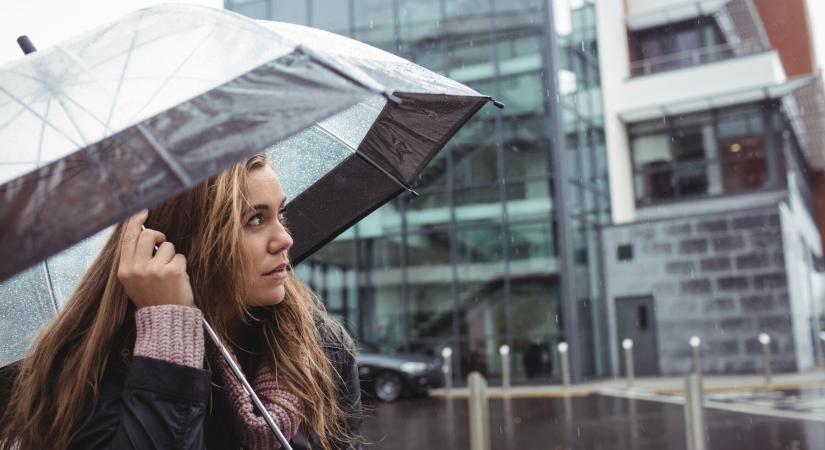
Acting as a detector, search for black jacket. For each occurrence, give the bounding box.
[1,328,362,450]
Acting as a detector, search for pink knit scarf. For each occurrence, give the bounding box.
[133,305,303,449]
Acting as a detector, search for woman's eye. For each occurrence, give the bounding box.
[278,210,287,225]
[248,213,264,226]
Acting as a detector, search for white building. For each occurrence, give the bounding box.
[596,0,825,375]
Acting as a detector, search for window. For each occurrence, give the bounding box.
[617,244,633,261]
[632,132,678,203]
[630,103,777,205]
[717,108,768,193]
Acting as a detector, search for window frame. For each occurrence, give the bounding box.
[629,102,781,207]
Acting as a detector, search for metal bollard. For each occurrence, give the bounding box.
[689,336,702,375]
[683,373,708,450]
[758,333,772,384]
[557,342,571,389]
[442,347,453,396]
[503,396,515,447]
[499,345,511,392]
[468,372,492,450]
[623,338,635,388]
[819,332,825,376]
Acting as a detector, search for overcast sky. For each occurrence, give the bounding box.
[0,0,822,73]
[0,0,221,65]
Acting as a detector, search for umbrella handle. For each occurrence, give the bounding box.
[202,318,294,450]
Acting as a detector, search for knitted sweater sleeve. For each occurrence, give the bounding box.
[132,305,204,368]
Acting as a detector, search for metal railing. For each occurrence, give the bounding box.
[630,39,765,76]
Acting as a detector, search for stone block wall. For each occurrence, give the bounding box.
[602,206,795,375]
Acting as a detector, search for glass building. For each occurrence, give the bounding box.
[225,0,610,383]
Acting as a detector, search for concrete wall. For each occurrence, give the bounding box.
[780,172,823,371]
[602,204,797,375]
[595,0,636,224]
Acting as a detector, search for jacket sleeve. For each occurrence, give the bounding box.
[69,305,210,450]
[336,334,363,449]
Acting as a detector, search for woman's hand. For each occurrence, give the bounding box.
[117,209,195,309]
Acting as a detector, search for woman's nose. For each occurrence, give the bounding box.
[268,224,293,254]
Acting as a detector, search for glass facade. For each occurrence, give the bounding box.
[226,0,609,382]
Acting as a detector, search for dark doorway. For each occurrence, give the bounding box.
[616,295,660,376]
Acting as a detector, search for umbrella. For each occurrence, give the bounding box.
[0,3,494,438]
[1,6,395,447]
[0,4,393,284]
[0,3,494,364]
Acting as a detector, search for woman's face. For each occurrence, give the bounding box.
[239,165,293,306]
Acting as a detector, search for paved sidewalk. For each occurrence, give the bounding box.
[429,370,825,399]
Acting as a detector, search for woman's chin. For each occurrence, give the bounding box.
[246,287,285,306]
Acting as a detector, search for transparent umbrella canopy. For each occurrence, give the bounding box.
[0,5,491,366]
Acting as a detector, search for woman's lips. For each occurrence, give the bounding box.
[263,263,288,279]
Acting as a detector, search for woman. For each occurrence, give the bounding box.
[0,153,362,450]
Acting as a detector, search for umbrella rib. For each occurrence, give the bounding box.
[314,121,359,150]
[0,68,49,85]
[135,124,192,186]
[0,86,45,109]
[35,97,52,165]
[0,86,83,149]
[67,22,206,74]
[59,91,110,132]
[313,122,418,196]
[41,260,60,314]
[0,91,45,134]
[104,21,141,131]
[54,95,89,146]
[129,27,218,124]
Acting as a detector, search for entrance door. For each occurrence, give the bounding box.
[616,295,659,376]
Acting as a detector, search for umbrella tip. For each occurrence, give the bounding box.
[384,91,403,105]
[489,98,505,109]
[17,35,37,55]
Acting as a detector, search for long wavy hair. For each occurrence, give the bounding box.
[0,153,354,450]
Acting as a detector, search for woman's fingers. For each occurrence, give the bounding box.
[152,241,176,265]
[170,254,188,273]
[119,209,148,266]
[117,212,194,308]
[135,228,166,264]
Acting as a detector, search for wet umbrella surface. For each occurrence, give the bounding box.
[0,4,491,367]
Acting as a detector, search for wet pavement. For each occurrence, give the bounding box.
[361,393,825,449]
[705,388,825,416]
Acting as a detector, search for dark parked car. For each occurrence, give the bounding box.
[357,345,444,402]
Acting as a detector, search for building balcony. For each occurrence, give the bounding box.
[629,39,762,77]
[626,0,771,77]
[617,49,786,123]
[627,0,729,29]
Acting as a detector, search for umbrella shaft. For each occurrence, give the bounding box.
[202,318,293,450]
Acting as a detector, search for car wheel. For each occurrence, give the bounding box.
[374,371,403,402]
